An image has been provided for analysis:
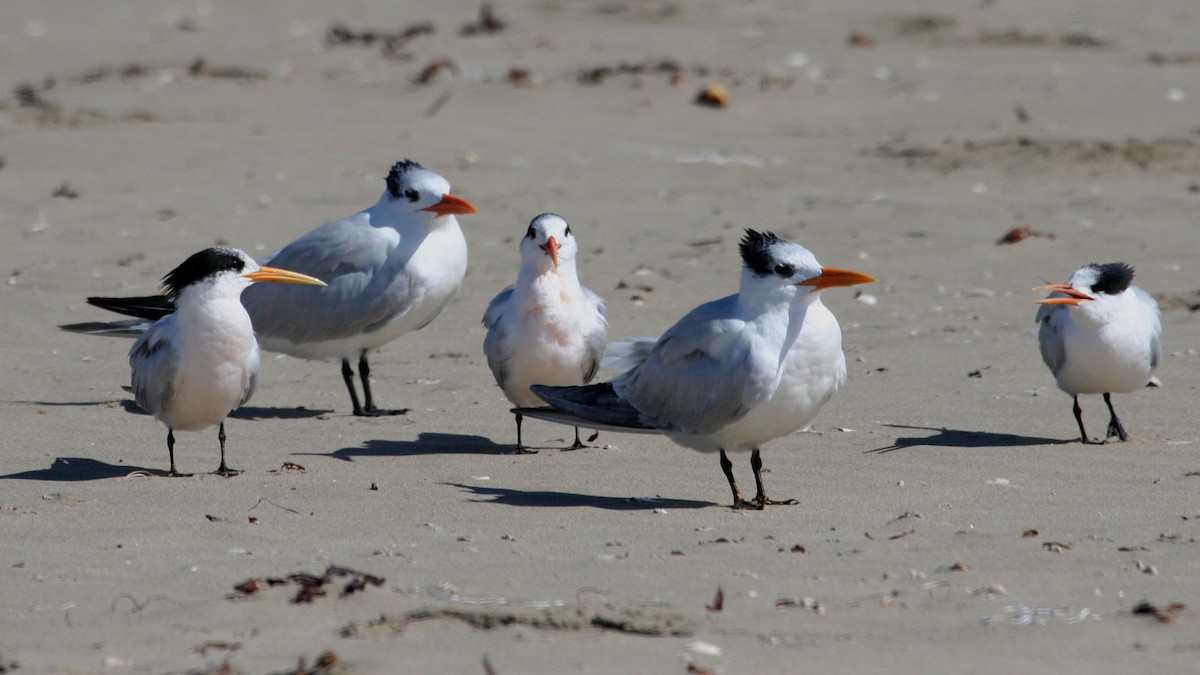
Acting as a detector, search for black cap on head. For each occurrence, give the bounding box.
[1087,262,1135,295]
[739,229,785,276]
[161,247,246,300]
[385,159,424,199]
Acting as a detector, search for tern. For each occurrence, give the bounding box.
[482,213,607,452]
[516,229,874,509]
[65,247,326,476]
[62,160,476,416]
[1036,262,1161,443]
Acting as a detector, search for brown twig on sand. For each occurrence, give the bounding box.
[705,587,724,612]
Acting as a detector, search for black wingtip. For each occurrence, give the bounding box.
[739,229,784,276]
[86,294,176,320]
[529,383,565,403]
[60,321,112,334]
[529,383,655,431]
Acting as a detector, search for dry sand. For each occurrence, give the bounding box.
[3,0,1200,672]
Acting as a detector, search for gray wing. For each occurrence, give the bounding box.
[1135,286,1163,369]
[258,212,390,276]
[580,286,607,383]
[240,362,259,408]
[1035,302,1068,374]
[481,285,516,388]
[242,214,408,344]
[615,295,766,435]
[482,285,515,331]
[128,316,181,417]
[601,336,658,372]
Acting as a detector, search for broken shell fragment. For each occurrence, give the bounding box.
[696,83,729,108]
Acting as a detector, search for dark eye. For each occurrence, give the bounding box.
[404,189,419,203]
[564,224,572,237]
[525,225,536,239]
[774,263,795,277]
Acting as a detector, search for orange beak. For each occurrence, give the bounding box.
[798,267,876,290]
[244,266,327,286]
[539,236,560,268]
[1035,283,1093,306]
[420,193,478,217]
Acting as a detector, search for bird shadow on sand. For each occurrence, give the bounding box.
[116,400,330,420]
[868,424,1065,454]
[13,400,328,420]
[15,399,123,408]
[443,482,716,510]
[228,405,332,420]
[298,433,510,462]
[0,457,163,481]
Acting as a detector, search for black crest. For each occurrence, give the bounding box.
[161,247,246,300]
[1087,262,1135,295]
[739,229,784,275]
[385,159,424,199]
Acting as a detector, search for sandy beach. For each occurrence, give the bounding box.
[3,0,1200,672]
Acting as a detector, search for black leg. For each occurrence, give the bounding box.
[750,449,767,508]
[565,427,587,451]
[506,413,537,454]
[750,449,798,508]
[1103,393,1129,441]
[358,352,407,416]
[720,449,755,509]
[342,357,365,416]
[214,422,238,477]
[165,428,192,477]
[358,352,377,413]
[167,428,178,476]
[1072,396,1093,444]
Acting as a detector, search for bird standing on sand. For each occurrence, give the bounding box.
[76,247,326,476]
[518,230,874,509]
[482,214,607,452]
[67,160,476,416]
[1036,262,1161,443]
